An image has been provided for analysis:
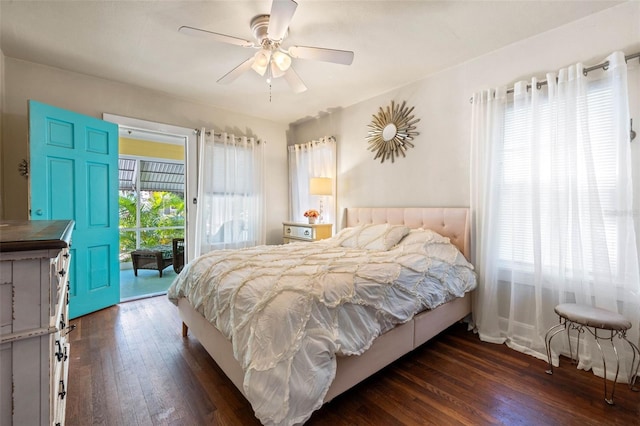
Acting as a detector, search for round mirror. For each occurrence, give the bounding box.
[382,123,397,142]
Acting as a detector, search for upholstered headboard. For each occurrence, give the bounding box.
[345,207,470,260]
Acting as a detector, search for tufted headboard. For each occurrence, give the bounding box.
[345,207,470,260]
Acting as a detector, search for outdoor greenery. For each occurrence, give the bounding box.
[119,190,185,261]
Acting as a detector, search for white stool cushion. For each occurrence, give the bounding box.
[555,303,632,331]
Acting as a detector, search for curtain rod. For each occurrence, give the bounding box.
[505,51,640,95]
[120,125,187,141]
[193,129,265,144]
[470,51,640,102]
[288,136,336,150]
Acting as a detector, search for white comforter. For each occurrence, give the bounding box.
[167,229,476,425]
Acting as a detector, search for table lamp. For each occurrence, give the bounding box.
[309,177,332,223]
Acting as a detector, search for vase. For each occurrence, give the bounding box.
[308,217,316,224]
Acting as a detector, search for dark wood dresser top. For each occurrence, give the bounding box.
[0,220,74,252]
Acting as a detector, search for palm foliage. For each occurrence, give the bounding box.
[119,190,185,261]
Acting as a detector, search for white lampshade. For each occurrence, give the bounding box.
[251,49,271,76]
[309,177,332,196]
[272,51,292,72]
[270,61,286,79]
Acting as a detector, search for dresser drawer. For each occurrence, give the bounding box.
[284,224,315,240]
[282,222,333,243]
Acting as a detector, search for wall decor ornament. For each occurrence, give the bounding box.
[366,100,420,163]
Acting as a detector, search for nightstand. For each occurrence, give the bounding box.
[283,222,333,243]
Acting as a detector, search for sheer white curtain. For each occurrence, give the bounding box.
[471,52,640,381]
[194,129,265,257]
[288,136,336,223]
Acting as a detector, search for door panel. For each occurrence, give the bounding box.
[29,100,119,318]
[88,245,110,290]
[48,158,75,218]
[87,162,110,226]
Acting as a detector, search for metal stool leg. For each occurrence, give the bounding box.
[609,332,621,405]
[545,322,566,375]
[573,323,583,366]
[592,330,612,404]
[622,334,640,392]
[591,328,640,404]
[590,329,624,405]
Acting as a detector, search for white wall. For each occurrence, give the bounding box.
[1,58,289,244]
[290,1,640,231]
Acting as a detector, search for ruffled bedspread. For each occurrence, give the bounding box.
[167,229,476,425]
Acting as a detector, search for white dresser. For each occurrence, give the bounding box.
[0,220,74,426]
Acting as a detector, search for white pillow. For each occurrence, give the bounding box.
[339,223,410,251]
[332,226,358,240]
[396,228,449,247]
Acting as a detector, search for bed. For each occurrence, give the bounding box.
[168,207,476,425]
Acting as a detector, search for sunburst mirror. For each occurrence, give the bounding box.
[366,100,420,163]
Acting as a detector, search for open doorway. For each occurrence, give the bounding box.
[118,156,185,300]
[103,113,196,302]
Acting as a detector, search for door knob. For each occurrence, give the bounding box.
[35,209,43,216]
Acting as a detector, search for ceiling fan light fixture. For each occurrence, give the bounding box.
[251,49,271,76]
[181,0,353,93]
[270,61,286,79]
[272,50,292,72]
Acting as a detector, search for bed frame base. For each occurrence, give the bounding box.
[178,293,471,403]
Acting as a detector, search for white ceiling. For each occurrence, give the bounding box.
[0,1,622,124]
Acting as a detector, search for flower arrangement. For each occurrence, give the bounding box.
[304,209,319,218]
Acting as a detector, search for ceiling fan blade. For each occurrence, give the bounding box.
[284,67,307,93]
[179,25,254,48]
[288,46,354,65]
[268,0,298,41]
[217,56,256,84]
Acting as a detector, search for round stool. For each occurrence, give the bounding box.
[544,303,640,405]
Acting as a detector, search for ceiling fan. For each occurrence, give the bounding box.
[179,0,354,93]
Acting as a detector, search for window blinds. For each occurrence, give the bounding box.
[498,78,623,273]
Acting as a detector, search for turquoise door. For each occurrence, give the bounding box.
[29,100,120,319]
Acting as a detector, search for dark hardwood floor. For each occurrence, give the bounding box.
[66,296,640,425]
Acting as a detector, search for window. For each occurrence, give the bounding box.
[198,141,254,246]
[498,78,624,278]
[288,137,336,223]
[471,53,638,380]
[195,134,265,256]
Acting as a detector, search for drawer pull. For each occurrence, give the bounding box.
[64,324,77,337]
[58,380,66,400]
[304,230,310,236]
[55,340,64,362]
[286,227,291,234]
